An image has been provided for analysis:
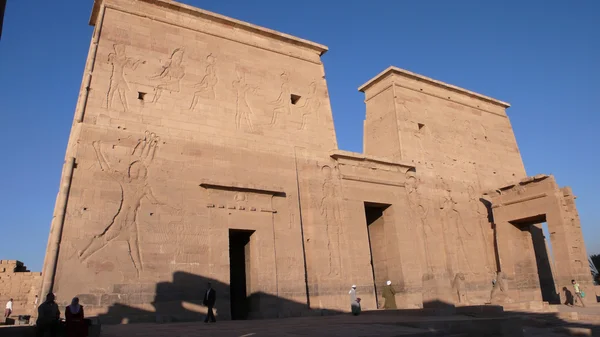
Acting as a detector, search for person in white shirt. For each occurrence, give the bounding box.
[32,295,39,319]
[4,298,13,319]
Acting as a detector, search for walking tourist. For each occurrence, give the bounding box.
[572,279,586,307]
[381,280,397,309]
[36,293,60,337]
[66,297,87,337]
[349,285,361,315]
[4,298,13,319]
[203,282,217,323]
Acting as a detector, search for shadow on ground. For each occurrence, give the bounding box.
[95,271,341,324]
[2,297,599,336]
[93,272,600,337]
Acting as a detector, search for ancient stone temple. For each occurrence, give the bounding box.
[41,0,592,322]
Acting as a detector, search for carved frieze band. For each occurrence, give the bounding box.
[206,203,276,213]
[103,5,321,65]
[365,82,507,118]
[339,174,405,187]
[492,192,547,209]
[200,181,284,213]
[199,182,285,197]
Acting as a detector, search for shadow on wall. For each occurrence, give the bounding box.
[96,271,342,324]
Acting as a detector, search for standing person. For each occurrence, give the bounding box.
[203,282,216,323]
[572,280,586,307]
[65,297,87,337]
[30,295,39,325]
[349,285,361,316]
[4,298,13,320]
[381,280,397,309]
[36,293,60,337]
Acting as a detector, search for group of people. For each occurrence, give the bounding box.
[571,279,586,307]
[3,278,588,329]
[349,279,588,314]
[33,293,88,337]
[349,280,397,316]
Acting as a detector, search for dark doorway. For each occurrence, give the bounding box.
[529,223,560,304]
[512,215,559,304]
[364,202,391,308]
[229,229,255,320]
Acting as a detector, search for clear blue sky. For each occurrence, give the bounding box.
[0,0,598,272]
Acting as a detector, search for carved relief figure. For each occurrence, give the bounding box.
[452,273,467,304]
[439,179,472,275]
[234,192,247,210]
[148,48,185,103]
[104,44,145,112]
[299,82,320,130]
[79,131,177,277]
[189,53,218,110]
[270,72,291,126]
[406,173,434,273]
[320,165,342,276]
[467,185,493,275]
[232,68,256,131]
[490,271,512,304]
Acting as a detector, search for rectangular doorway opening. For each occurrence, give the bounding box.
[229,229,255,320]
[364,202,391,308]
[512,215,560,304]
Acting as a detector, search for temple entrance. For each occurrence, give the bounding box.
[364,202,391,308]
[229,229,255,320]
[511,216,560,304]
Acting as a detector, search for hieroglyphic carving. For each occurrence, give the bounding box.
[232,67,256,131]
[104,44,145,112]
[452,273,467,304]
[320,165,342,277]
[269,72,291,126]
[438,178,472,275]
[79,131,178,277]
[148,48,185,103]
[188,53,218,110]
[299,82,320,130]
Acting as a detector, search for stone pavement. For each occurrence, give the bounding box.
[99,305,600,337]
[100,313,525,337]
[100,315,434,337]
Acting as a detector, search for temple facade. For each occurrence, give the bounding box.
[41,0,591,322]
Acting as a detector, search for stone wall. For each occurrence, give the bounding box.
[40,0,592,323]
[0,261,41,316]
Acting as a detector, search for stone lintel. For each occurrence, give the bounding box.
[491,193,548,209]
[90,0,328,56]
[330,150,415,172]
[358,66,511,109]
[485,174,552,196]
[199,181,286,197]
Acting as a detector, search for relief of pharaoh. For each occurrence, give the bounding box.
[79,131,178,276]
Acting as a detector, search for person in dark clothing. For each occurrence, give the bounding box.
[65,297,87,337]
[36,293,60,337]
[203,282,216,323]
